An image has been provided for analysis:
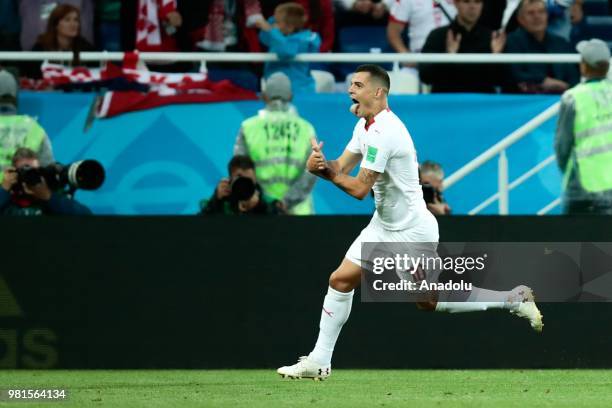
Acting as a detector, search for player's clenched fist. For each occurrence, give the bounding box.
[307,138,325,172]
[307,138,338,180]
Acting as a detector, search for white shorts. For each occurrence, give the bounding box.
[345,210,439,267]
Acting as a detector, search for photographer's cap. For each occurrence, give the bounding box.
[576,38,611,67]
[0,70,17,99]
[263,72,292,101]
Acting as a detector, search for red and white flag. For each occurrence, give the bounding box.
[96,80,258,118]
[136,0,178,51]
[33,52,258,119]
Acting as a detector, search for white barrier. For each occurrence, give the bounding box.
[0,51,588,64]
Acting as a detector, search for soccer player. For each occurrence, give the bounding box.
[277,64,543,380]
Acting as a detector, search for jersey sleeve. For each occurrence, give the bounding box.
[360,129,396,174]
[346,123,362,153]
[360,144,391,173]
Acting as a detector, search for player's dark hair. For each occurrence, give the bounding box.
[355,64,390,93]
[228,155,255,175]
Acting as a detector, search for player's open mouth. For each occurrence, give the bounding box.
[350,99,360,116]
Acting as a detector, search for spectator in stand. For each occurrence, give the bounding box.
[501,0,584,40]
[133,0,182,52]
[255,2,321,94]
[0,0,20,51]
[31,4,94,52]
[120,0,187,72]
[19,0,94,52]
[22,4,95,78]
[262,0,335,52]
[334,0,392,27]
[234,73,317,215]
[504,0,579,94]
[190,0,263,52]
[546,0,584,42]
[387,0,457,56]
[420,0,506,93]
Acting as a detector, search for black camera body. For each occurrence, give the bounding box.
[229,176,256,202]
[421,183,442,204]
[15,160,105,191]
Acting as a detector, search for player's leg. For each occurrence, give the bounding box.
[277,258,360,380]
[277,218,376,380]
[309,258,361,363]
[410,211,543,331]
[432,285,544,332]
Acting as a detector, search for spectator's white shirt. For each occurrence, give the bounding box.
[347,108,427,230]
[336,0,394,11]
[389,0,457,52]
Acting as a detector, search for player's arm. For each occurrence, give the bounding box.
[330,149,362,175]
[307,139,379,199]
[387,20,409,53]
[330,167,380,200]
[307,139,361,179]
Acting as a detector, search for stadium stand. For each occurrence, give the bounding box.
[336,25,392,79]
[582,0,609,16]
[584,16,612,41]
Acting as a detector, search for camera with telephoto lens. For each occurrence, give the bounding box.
[15,160,105,191]
[229,176,256,202]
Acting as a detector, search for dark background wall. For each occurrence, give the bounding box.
[1,216,611,369]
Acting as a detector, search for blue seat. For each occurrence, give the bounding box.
[583,0,609,16]
[338,26,390,53]
[584,16,612,41]
[336,26,392,78]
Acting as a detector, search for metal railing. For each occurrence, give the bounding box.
[0,51,588,64]
[443,102,562,215]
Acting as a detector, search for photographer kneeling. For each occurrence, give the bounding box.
[0,148,92,216]
[200,155,284,215]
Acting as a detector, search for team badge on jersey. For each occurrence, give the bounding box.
[366,146,378,163]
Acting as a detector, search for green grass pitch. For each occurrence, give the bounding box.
[1,370,612,407]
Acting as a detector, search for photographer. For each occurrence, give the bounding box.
[0,148,92,216]
[420,160,451,216]
[199,155,285,215]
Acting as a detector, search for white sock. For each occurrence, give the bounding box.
[308,286,354,366]
[435,287,512,313]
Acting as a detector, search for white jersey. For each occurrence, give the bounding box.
[346,108,427,231]
[389,0,456,53]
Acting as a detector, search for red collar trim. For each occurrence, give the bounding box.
[364,108,390,131]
